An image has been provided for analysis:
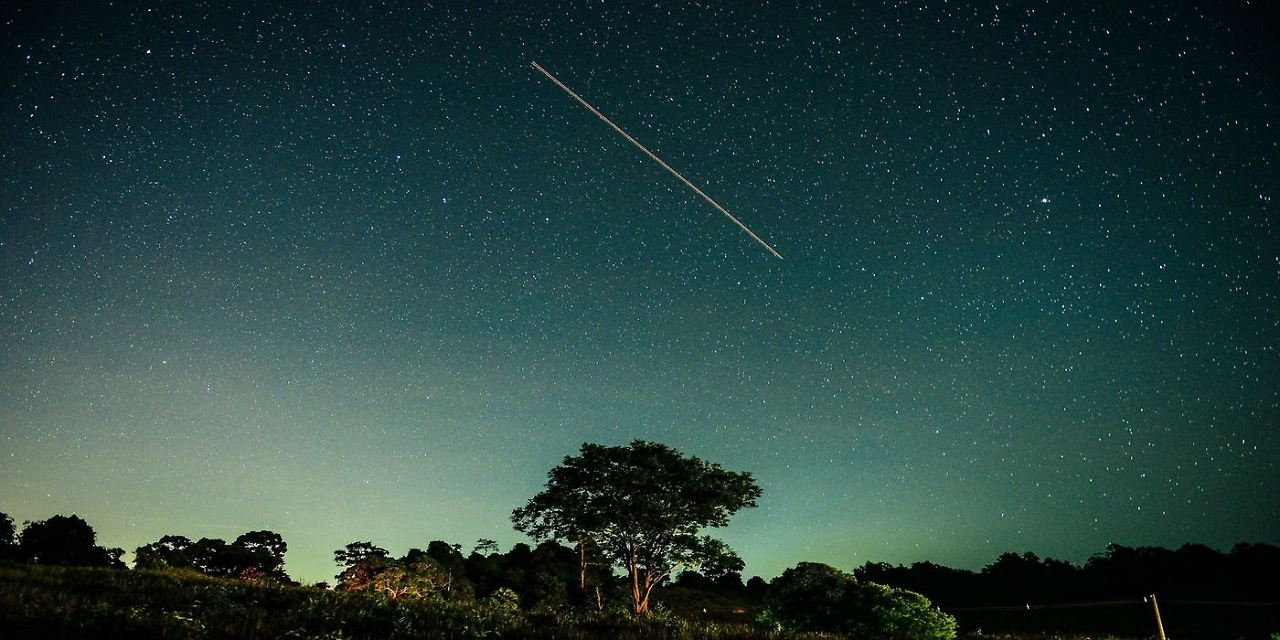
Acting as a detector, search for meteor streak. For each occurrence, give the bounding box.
[530,61,783,260]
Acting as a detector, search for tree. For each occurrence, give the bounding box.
[17,514,124,568]
[233,530,289,581]
[336,554,395,592]
[334,541,389,578]
[422,540,465,577]
[473,538,499,556]
[185,532,291,583]
[0,511,15,562]
[764,562,956,640]
[134,535,196,570]
[189,537,235,577]
[367,559,454,600]
[512,440,761,613]
[0,511,14,547]
[335,553,457,599]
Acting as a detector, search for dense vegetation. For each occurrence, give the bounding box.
[2,441,1278,639]
[857,543,1280,638]
[0,563,818,640]
[856,542,1280,606]
[763,563,956,640]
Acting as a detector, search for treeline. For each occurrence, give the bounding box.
[5,510,1280,639]
[3,439,1277,640]
[856,542,1280,606]
[0,513,125,569]
[0,509,744,612]
[6,509,1277,610]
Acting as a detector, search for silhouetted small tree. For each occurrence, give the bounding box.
[472,538,499,556]
[0,511,16,562]
[0,512,14,547]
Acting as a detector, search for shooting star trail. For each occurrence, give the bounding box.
[530,60,783,260]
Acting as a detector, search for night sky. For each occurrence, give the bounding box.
[3,1,1277,585]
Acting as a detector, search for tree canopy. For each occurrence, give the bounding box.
[133,530,291,583]
[765,562,956,640]
[0,512,14,548]
[0,511,16,563]
[512,440,761,613]
[134,535,197,570]
[17,514,123,568]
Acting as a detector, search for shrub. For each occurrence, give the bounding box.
[764,562,956,640]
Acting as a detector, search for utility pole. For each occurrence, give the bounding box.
[1146,593,1168,640]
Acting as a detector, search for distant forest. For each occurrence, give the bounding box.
[3,509,1277,608]
[856,542,1280,605]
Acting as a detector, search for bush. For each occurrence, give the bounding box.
[764,562,956,640]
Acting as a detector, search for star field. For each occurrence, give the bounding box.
[2,1,1277,584]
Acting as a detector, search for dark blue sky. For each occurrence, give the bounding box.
[2,1,1276,584]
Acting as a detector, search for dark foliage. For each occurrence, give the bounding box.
[0,512,14,547]
[513,440,761,613]
[333,540,388,572]
[134,535,196,570]
[855,542,1280,606]
[0,564,815,640]
[856,543,1280,637]
[16,515,123,568]
[0,512,16,563]
[134,529,293,583]
[764,562,956,640]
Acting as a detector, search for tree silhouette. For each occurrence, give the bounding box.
[17,514,123,568]
[512,440,761,613]
[151,531,293,583]
[233,530,289,581]
[334,541,389,578]
[765,562,956,640]
[472,538,499,556]
[0,511,16,563]
[134,535,196,570]
[0,511,14,546]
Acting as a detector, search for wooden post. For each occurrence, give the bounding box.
[1148,593,1168,640]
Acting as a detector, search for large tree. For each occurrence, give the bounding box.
[233,530,289,581]
[512,440,761,613]
[165,531,292,583]
[17,514,124,568]
[134,534,197,570]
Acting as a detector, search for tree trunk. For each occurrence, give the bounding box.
[631,567,644,613]
[628,545,645,614]
[638,571,664,615]
[578,539,587,594]
[637,583,652,614]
